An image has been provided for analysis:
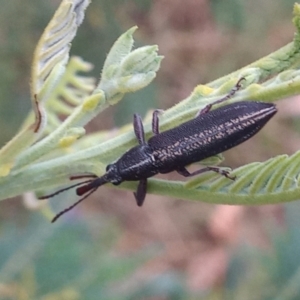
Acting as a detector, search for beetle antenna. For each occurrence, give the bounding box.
[76,175,109,196]
[70,174,97,181]
[38,179,95,200]
[51,188,97,223]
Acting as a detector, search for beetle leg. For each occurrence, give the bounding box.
[198,77,245,115]
[134,179,147,206]
[177,166,236,180]
[133,114,146,145]
[152,109,164,135]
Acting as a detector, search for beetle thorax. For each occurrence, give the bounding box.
[115,144,158,181]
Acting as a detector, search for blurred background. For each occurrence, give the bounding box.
[0,0,300,299]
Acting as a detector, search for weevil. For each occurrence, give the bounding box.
[40,79,277,222]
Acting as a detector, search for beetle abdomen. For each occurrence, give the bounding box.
[149,101,277,170]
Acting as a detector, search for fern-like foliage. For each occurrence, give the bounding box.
[1,0,300,220]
